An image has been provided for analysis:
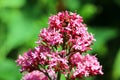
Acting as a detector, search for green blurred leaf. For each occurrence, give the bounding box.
[0,0,25,8]
[112,49,120,80]
[35,15,49,28]
[63,0,80,11]
[76,76,94,80]
[0,22,7,46]
[60,74,66,80]
[84,76,95,80]
[0,59,21,80]
[80,4,97,20]
[114,0,120,7]
[88,27,117,56]
[0,10,40,60]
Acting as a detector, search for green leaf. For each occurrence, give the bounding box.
[60,74,66,80]
[80,4,97,20]
[114,0,120,7]
[0,59,21,80]
[112,49,120,80]
[0,10,40,60]
[88,27,117,56]
[76,76,94,80]
[63,0,80,10]
[0,0,25,8]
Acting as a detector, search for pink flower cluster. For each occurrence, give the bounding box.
[16,11,103,80]
[22,70,48,80]
[70,53,103,79]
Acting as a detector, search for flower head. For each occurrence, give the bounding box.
[71,54,103,79]
[22,70,48,80]
[16,11,103,80]
[39,28,63,46]
[16,45,51,72]
[48,11,95,52]
[16,50,39,72]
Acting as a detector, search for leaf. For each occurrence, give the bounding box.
[0,59,21,80]
[63,0,80,10]
[88,27,117,56]
[60,74,66,80]
[114,0,120,7]
[112,49,120,80]
[0,0,25,8]
[0,10,40,60]
[80,4,97,20]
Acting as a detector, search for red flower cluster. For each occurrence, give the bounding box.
[16,11,103,80]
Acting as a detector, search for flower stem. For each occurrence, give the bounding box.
[66,74,70,80]
[57,71,61,80]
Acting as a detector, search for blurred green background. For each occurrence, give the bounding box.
[0,0,120,80]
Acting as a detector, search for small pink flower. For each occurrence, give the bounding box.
[73,63,87,78]
[47,68,57,80]
[71,27,95,52]
[49,52,69,73]
[71,54,103,78]
[39,28,63,46]
[83,54,103,75]
[16,50,39,72]
[16,45,51,72]
[35,45,51,65]
[69,52,83,66]
[22,70,48,80]
[48,11,95,52]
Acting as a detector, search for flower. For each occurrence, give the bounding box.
[16,11,103,80]
[71,53,103,79]
[39,28,63,46]
[83,54,103,75]
[34,45,51,65]
[16,50,39,72]
[46,68,57,80]
[48,11,95,52]
[49,11,83,31]
[49,51,69,74]
[22,70,48,80]
[16,45,51,72]
[69,52,83,66]
[72,32,95,52]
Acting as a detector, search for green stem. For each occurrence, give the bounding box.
[57,71,61,80]
[66,74,70,80]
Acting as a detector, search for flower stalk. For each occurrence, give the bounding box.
[57,71,61,80]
